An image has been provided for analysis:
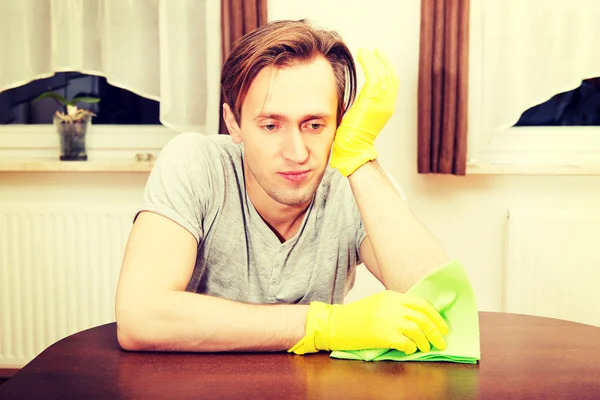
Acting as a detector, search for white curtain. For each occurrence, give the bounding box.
[0,0,221,133]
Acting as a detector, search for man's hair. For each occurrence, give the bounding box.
[221,19,357,126]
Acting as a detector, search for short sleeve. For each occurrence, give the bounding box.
[135,132,213,243]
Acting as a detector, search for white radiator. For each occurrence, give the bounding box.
[504,208,600,327]
[0,203,135,368]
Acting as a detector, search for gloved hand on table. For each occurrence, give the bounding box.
[288,290,449,355]
[330,48,399,176]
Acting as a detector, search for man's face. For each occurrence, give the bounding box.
[235,56,338,207]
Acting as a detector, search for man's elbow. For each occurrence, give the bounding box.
[116,310,141,351]
[115,307,156,351]
[116,326,139,351]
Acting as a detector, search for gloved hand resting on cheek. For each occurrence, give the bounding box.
[330,48,399,176]
[288,290,449,355]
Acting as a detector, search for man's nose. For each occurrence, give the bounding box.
[281,128,309,164]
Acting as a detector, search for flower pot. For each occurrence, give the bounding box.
[54,115,90,161]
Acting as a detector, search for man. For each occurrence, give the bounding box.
[115,20,450,356]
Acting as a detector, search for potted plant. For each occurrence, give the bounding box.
[34,91,100,161]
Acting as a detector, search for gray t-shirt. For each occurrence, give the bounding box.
[136,132,367,305]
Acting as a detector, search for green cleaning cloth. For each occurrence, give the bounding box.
[330,260,480,364]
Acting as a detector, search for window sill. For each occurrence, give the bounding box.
[0,124,179,172]
[467,128,600,176]
[0,159,155,173]
[466,161,600,175]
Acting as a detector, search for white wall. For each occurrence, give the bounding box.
[2,0,598,323]
[269,0,600,311]
[5,0,599,369]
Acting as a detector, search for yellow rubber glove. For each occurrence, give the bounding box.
[330,48,399,176]
[288,290,448,355]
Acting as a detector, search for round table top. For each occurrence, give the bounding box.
[1,312,599,399]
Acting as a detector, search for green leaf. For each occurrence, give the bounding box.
[70,96,101,105]
[33,91,68,105]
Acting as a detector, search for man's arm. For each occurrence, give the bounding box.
[115,211,308,352]
[329,49,448,292]
[348,160,449,293]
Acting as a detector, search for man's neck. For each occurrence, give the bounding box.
[245,169,311,243]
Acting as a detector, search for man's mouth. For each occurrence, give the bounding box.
[279,170,310,183]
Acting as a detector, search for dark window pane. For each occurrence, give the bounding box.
[514,78,600,127]
[0,72,160,125]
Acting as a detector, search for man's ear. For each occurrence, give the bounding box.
[222,103,242,144]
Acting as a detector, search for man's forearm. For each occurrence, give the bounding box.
[348,160,449,292]
[116,291,309,352]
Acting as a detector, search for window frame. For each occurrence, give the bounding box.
[0,124,181,163]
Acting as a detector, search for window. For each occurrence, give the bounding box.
[468,1,600,174]
[0,72,161,125]
[514,78,600,127]
[0,73,177,162]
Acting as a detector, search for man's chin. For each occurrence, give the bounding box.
[269,169,324,206]
[271,188,315,207]
[275,195,313,207]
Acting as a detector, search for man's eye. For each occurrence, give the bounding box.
[263,124,277,131]
[306,123,323,131]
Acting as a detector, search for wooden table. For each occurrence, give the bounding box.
[1,312,599,399]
